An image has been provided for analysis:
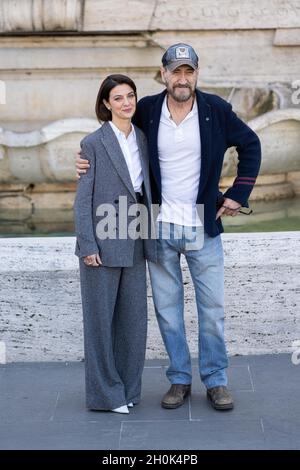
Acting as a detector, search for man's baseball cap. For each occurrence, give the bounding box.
[162,43,199,71]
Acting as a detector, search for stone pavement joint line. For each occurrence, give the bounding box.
[0,354,299,450]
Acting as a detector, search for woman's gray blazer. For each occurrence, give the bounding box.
[74,121,157,267]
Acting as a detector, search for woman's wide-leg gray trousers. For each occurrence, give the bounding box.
[79,239,147,410]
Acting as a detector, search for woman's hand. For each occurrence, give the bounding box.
[83,254,102,267]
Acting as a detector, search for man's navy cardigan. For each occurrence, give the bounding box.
[133,88,261,237]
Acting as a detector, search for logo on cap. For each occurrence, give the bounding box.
[175,46,190,59]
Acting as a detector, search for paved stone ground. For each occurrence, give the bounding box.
[0,353,299,450]
[0,232,299,361]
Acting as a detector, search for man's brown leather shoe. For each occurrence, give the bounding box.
[207,386,234,410]
[161,384,191,409]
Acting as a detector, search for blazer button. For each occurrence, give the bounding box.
[114,199,118,204]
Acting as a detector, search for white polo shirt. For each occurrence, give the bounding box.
[157,96,202,226]
[109,121,143,193]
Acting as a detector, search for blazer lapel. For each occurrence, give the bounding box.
[147,90,166,194]
[196,90,212,199]
[100,122,136,199]
[134,126,151,199]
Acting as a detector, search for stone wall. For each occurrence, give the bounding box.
[0,232,299,362]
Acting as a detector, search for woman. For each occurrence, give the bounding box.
[74,75,156,413]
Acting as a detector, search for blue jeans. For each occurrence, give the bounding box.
[148,222,228,389]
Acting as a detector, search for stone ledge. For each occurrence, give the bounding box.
[0,232,299,362]
[274,28,300,46]
[0,232,299,272]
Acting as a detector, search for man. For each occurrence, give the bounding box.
[76,43,261,411]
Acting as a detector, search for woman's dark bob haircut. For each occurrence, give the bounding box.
[95,74,137,122]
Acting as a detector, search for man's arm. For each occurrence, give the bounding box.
[222,104,262,207]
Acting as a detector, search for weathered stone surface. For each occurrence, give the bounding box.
[0,32,298,101]
[249,109,300,174]
[84,0,156,32]
[0,145,10,180]
[150,0,300,31]
[82,0,300,32]
[0,79,5,104]
[274,28,300,46]
[1,31,299,84]
[0,0,82,32]
[1,0,300,33]
[189,87,279,122]
[229,88,279,122]
[153,30,300,83]
[0,233,299,362]
[0,121,98,183]
[0,119,98,147]
[250,183,295,201]
[0,30,298,141]
[287,171,300,195]
[220,109,300,179]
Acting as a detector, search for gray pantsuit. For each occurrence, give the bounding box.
[74,122,157,410]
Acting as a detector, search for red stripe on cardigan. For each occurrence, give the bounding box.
[233,181,255,186]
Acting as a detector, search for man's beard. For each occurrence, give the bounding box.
[167,84,194,102]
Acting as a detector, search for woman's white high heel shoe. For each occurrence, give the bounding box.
[111,405,129,414]
[127,402,134,408]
